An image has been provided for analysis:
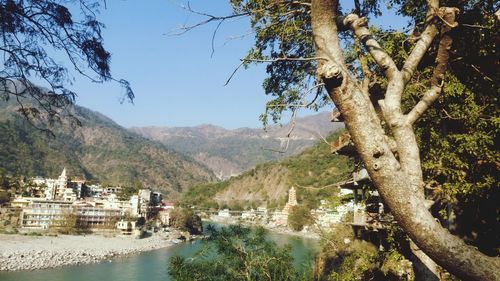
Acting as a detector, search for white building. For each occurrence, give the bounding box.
[241,209,256,220]
[20,199,73,229]
[217,209,231,218]
[282,186,298,214]
[116,220,136,235]
[129,195,140,217]
[20,198,123,230]
[158,209,171,226]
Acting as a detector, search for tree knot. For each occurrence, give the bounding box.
[435,7,460,29]
[318,61,344,91]
[343,14,368,29]
[372,147,384,158]
[318,61,343,81]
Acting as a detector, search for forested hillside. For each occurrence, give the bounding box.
[180,130,354,209]
[0,101,216,197]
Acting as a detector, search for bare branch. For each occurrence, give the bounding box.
[168,2,250,36]
[406,7,459,125]
[402,23,439,83]
[354,37,371,94]
[343,14,399,81]
[261,82,324,154]
[402,4,460,84]
[406,85,441,124]
[241,57,328,63]
[224,61,245,86]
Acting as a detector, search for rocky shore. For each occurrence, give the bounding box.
[0,232,183,271]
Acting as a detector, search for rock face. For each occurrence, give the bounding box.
[180,130,354,209]
[131,112,343,179]
[214,165,291,205]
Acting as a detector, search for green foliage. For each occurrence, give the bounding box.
[380,250,413,280]
[0,105,215,196]
[0,0,132,128]
[409,71,500,254]
[318,225,412,281]
[57,212,90,235]
[169,208,203,235]
[230,0,325,125]
[169,225,312,281]
[0,190,10,204]
[118,183,141,200]
[180,181,228,209]
[328,243,378,281]
[180,129,353,209]
[283,130,353,189]
[287,205,314,231]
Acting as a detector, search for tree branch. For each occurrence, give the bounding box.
[402,24,439,84]
[343,14,399,81]
[311,1,500,280]
[406,7,459,125]
[241,57,327,63]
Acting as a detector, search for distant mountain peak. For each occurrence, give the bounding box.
[130,111,343,179]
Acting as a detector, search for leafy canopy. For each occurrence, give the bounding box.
[226,0,499,253]
[0,0,133,129]
[169,225,312,281]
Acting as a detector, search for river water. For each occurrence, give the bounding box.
[0,231,318,281]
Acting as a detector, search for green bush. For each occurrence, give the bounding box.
[169,208,203,235]
[0,190,10,204]
[169,225,312,281]
[288,206,314,231]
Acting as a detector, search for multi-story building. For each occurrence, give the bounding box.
[20,200,73,229]
[20,199,121,230]
[75,206,121,229]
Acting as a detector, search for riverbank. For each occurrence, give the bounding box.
[0,231,185,271]
[206,216,321,240]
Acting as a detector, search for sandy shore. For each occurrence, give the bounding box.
[0,232,183,271]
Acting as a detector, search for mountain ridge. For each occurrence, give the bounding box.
[131,111,343,179]
[180,130,354,210]
[0,99,216,197]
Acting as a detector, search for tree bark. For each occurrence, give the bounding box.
[311,1,500,280]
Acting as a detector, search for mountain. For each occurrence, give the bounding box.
[0,99,216,197]
[131,112,343,179]
[179,130,354,209]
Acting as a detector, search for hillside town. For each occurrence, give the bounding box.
[212,186,357,230]
[2,168,174,236]
[0,166,388,239]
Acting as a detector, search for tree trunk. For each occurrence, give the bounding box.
[310,1,500,280]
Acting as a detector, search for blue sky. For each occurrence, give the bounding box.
[68,0,406,129]
[71,0,273,129]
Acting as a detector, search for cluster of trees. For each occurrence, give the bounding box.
[169,208,203,235]
[0,190,9,205]
[222,0,499,280]
[287,205,314,231]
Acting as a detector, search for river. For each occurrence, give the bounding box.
[0,230,318,281]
